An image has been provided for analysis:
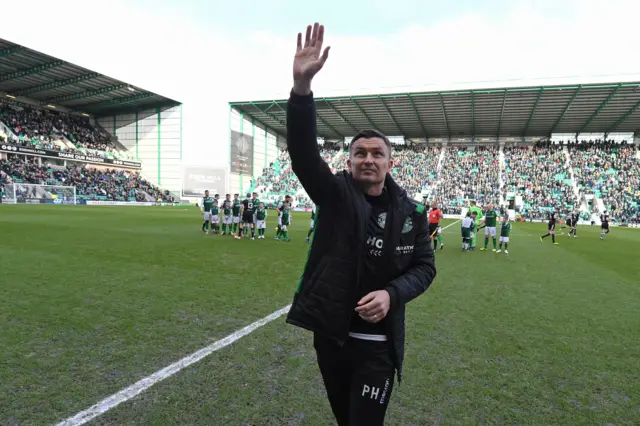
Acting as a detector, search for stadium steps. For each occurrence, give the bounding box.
[95,121,129,152]
[52,128,77,150]
[563,146,581,199]
[0,118,20,140]
[498,146,506,205]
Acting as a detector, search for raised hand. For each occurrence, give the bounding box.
[292,22,330,95]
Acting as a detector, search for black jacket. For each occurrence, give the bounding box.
[284,91,437,381]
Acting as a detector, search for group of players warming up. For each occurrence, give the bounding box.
[540,210,611,243]
[200,190,316,242]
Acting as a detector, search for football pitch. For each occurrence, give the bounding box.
[1,204,639,426]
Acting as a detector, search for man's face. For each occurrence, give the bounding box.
[431,201,437,209]
[347,137,392,185]
[205,191,209,197]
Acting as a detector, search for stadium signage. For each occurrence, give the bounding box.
[182,166,228,197]
[86,201,155,206]
[0,143,142,169]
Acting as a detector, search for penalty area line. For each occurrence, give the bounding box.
[54,304,292,426]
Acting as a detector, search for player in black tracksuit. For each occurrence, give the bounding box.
[568,211,580,237]
[600,211,610,240]
[540,211,558,244]
[285,22,436,426]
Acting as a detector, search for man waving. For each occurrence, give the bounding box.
[284,22,437,426]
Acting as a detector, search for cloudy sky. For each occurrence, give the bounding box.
[1,0,639,165]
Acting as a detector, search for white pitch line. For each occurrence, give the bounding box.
[441,219,461,231]
[55,305,292,426]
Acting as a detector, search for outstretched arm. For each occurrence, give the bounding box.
[286,23,338,206]
[287,92,338,205]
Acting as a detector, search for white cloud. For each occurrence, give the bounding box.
[1,0,638,167]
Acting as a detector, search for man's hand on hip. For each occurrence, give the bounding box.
[355,290,390,323]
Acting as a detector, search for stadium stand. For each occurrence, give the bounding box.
[0,155,174,202]
[246,140,639,222]
[503,143,579,219]
[568,140,639,224]
[231,80,640,223]
[433,146,500,214]
[0,99,135,161]
[392,144,441,199]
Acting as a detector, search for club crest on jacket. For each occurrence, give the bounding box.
[377,212,387,229]
[402,217,413,233]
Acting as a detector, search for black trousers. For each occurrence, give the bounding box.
[314,333,395,426]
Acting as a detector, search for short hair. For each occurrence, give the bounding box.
[349,129,392,157]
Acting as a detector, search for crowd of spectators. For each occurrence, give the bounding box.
[239,139,640,223]
[253,143,442,202]
[0,155,174,203]
[0,100,130,159]
[391,144,441,197]
[503,143,578,219]
[433,146,500,214]
[568,140,639,224]
[254,149,301,195]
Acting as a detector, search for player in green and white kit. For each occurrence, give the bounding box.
[221,200,232,235]
[306,204,316,243]
[280,204,292,242]
[468,200,483,250]
[497,216,511,254]
[276,195,292,240]
[210,200,221,234]
[481,203,498,252]
[231,194,242,236]
[201,190,214,234]
[255,202,268,239]
[460,211,475,251]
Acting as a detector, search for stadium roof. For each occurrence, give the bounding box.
[0,38,180,117]
[229,81,640,141]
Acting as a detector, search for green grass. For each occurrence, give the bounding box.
[1,205,639,426]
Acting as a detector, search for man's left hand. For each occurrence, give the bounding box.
[355,290,390,323]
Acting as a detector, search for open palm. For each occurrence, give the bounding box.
[293,23,330,83]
